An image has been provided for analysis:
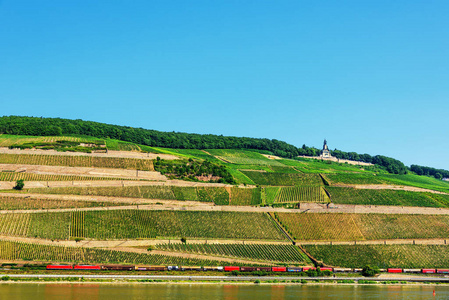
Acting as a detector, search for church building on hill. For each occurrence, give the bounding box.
[321,139,332,158]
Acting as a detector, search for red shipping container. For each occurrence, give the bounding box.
[422,269,436,274]
[47,265,73,270]
[387,268,402,273]
[272,267,287,272]
[224,266,240,272]
[74,265,101,270]
[320,267,333,272]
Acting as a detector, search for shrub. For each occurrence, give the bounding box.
[13,179,24,190]
[362,265,380,277]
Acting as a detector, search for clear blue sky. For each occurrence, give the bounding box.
[1,1,448,169]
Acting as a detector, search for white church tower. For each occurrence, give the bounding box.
[321,139,331,158]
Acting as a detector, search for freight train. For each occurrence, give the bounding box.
[45,264,449,274]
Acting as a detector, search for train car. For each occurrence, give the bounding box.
[302,267,316,272]
[403,269,421,273]
[272,267,287,272]
[379,269,387,273]
[74,265,101,271]
[333,268,352,273]
[387,268,402,273]
[224,266,240,272]
[287,267,302,272]
[320,267,333,272]
[135,266,167,271]
[203,266,224,272]
[353,268,363,273]
[167,266,179,271]
[422,269,436,274]
[181,266,202,271]
[239,267,271,272]
[437,269,449,274]
[46,265,73,270]
[101,265,134,271]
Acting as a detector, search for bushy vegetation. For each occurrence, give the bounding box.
[331,150,408,175]
[154,157,235,184]
[410,164,449,180]
[157,243,312,264]
[304,244,449,268]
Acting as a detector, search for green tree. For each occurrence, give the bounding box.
[13,179,24,190]
[362,265,380,277]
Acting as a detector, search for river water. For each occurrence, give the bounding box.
[0,283,448,299]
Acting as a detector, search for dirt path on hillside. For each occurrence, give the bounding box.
[334,184,449,195]
[298,238,449,246]
[0,164,166,181]
[0,147,179,160]
[0,178,234,190]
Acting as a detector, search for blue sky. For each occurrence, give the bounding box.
[1,1,448,169]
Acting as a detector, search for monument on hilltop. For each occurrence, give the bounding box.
[321,139,332,158]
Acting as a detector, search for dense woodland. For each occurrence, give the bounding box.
[0,116,445,177]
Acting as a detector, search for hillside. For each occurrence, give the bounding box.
[0,132,449,271]
[0,116,412,175]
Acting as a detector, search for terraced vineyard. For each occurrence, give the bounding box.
[0,195,124,210]
[0,210,286,241]
[0,240,237,266]
[157,243,312,264]
[275,212,449,242]
[206,149,284,166]
[230,187,261,206]
[323,173,449,194]
[0,154,154,171]
[304,244,449,269]
[381,174,449,194]
[327,187,449,207]
[274,213,364,241]
[274,187,330,203]
[31,185,245,206]
[0,172,118,182]
[80,210,287,241]
[323,173,388,185]
[0,212,70,240]
[264,187,280,204]
[241,171,323,186]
